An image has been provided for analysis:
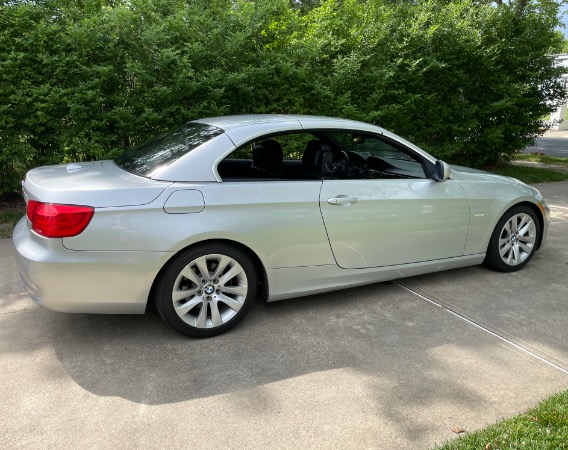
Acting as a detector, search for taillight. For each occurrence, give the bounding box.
[26,200,39,221]
[27,201,94,238]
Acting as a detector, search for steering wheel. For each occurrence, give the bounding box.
[346,151,368,178]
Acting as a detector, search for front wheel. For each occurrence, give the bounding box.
[155,243,257,338]
[483,205,540,273]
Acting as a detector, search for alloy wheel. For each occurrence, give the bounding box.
[498,213,537,266]
[171,253,248,328]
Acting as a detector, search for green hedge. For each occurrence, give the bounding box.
[0,0,566,194]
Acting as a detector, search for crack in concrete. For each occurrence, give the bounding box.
[394,281,568,376]
[0,307,38,316]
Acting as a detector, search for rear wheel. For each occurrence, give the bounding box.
[483,205,540,273]
[155,243,257,338]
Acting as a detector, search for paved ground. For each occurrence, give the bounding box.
[518,130,568,174]
[1,182,568,449]
[523,130,568,157]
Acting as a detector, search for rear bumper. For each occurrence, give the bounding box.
[12,218,170,314]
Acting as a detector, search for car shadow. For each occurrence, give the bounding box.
[3,277,566,444]
[47,283,482,406]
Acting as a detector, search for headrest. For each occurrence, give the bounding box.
[253,139,283,169]
[302,140,332,167]
[302,140,323,166]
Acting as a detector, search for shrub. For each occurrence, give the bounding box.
[0,0,565,195]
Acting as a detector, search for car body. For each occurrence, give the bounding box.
[13,115,550,337]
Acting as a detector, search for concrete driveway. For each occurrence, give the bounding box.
[1,182,567,449]
[523,130,568,157]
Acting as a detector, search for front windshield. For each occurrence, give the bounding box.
[115,123,224,177]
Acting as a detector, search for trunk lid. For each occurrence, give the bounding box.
[24,161,172,207]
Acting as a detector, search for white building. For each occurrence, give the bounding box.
[549,53,568,130]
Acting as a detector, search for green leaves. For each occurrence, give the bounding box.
[0,0,566,195]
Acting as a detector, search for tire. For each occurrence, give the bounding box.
[155,243,257,338]
[483,205,540,273]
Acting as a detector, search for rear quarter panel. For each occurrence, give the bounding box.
[63,181,335,270]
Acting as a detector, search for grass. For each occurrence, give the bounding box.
[434,389,568,449]
[515,154,568,167]
[483,151,568,183]
[0,196,25,239]
[484,165,568,184]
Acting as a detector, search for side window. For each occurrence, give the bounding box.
[224,146,253,160]
[217,132,320,181]
[217,129,427,181]
[277,134,315,160]
[326,131,426,179]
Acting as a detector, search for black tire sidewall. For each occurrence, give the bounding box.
[483,205,540,273]
[155,243,257,338]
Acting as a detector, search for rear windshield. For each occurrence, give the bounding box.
[114,123,224,177]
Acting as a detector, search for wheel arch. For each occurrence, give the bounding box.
[515,201,545,250]
[482,200,544,272]
[486,200,545,252]
[147,238,269,310]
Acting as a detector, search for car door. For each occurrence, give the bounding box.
[215,131,337,269]
[318,132,470,269]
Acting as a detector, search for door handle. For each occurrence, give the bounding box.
[327,196,359,205]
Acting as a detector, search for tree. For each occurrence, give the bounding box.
[1,0,566,195]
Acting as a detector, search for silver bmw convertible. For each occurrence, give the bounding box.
[13,115,550,337]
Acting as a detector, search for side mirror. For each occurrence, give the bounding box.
[433,160,452,182]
